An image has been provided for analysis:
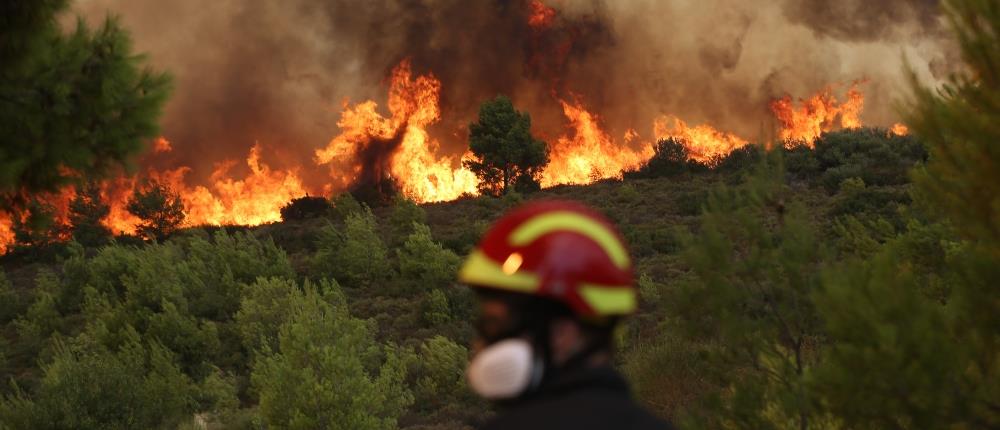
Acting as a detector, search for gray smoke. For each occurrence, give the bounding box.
[74,0,956,189]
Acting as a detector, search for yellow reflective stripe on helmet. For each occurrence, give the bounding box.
[458,250,540,292]
[508,211,630,269]
[578,284,637,315]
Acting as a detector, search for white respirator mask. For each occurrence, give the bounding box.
[466,338,544,400]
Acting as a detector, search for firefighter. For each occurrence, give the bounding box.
[458,200,673,430]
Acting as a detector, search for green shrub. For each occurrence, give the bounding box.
[675,190,708,216]
[828,178,911,227]
[68,182,113,247]
[616,183,641,205]
[397,224,461,293]
[413,336,468,407]
[0,336,195,430]
[715,144,763,174]
[236,277,345,356]
[250,283,411,430]
[0,271,19,323]
[813,128,927,193]
[422,289,452,326]
[280,196,332,222]
[331,192,364,221]
[388,197,427,246]
[313,207,391,287]
[126,180,186,241]
[624,138,693,178]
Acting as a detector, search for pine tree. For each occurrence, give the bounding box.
[810,0,1000,427]
[68,182,112,247]
[664,155,827,429]
[126,180,185,241]
[464,96,549,196]
[0,1,171,209]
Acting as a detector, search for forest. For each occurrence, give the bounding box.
[1,0,998,429]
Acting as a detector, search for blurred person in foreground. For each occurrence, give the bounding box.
[458,200,673,430]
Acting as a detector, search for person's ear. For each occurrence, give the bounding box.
[549,317,583,365]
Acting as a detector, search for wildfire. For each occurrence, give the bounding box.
[0,47,908,256]
[316,60,478,203]
[0,218,12,253]
[540,98,655,187]
[528,0,557,30]
[153,136,173,153]
[654,115,749,163]
[770,82,865,146]
[891,123,909,135]
[0,141,307,252]
[169,144,307,226]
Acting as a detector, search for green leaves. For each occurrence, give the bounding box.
[126,179,185,241]
[250,281,412,430]
[313,207,391,287]
[465,96,549,196]
[0,4,171,207]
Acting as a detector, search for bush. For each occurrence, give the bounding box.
[331,193,364,221]
[236,277,345,356]
[625,138,693,178]
[250,283,412,430]
[397,224,461,293]
[715,144,763,173]
[616,183,641,205]
[126,180,186,241]
[0,270,19,323]
[422,289,452,326]
[280,195,332,222]
[68,182,112,247]
[388,197,427,246]
[0,337,195,430]
[828,178,911,227]
[413,336,468,407]
[313,207,391,287]
[813,128,927,193]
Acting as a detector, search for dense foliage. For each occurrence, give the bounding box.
[0,0,171,209]
[127,180,186,241]
[464,96,549,196]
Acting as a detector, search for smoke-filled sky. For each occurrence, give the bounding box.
[74,0,955,185]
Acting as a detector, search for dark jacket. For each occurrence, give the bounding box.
[480,366,674,430]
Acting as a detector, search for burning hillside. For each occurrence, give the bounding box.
[0,0,942,252]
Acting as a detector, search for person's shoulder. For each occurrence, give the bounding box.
[480,390,674,430]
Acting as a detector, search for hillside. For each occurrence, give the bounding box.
[0,128,935,429]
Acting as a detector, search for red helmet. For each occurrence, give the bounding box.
[458,200,636,318]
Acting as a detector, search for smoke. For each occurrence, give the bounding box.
[73,0,956,188]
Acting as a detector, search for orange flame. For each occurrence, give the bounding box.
[0,217,13,254]
[770,82,866,146]
[153,136,173,153]
[528,0,557,29]
[891,123,909,135]
[316,60,478,203]
[153,144,307,226]
[653,115,749,163]
[540,98,655,187]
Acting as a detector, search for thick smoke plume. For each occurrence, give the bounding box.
[74,0,955,191]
